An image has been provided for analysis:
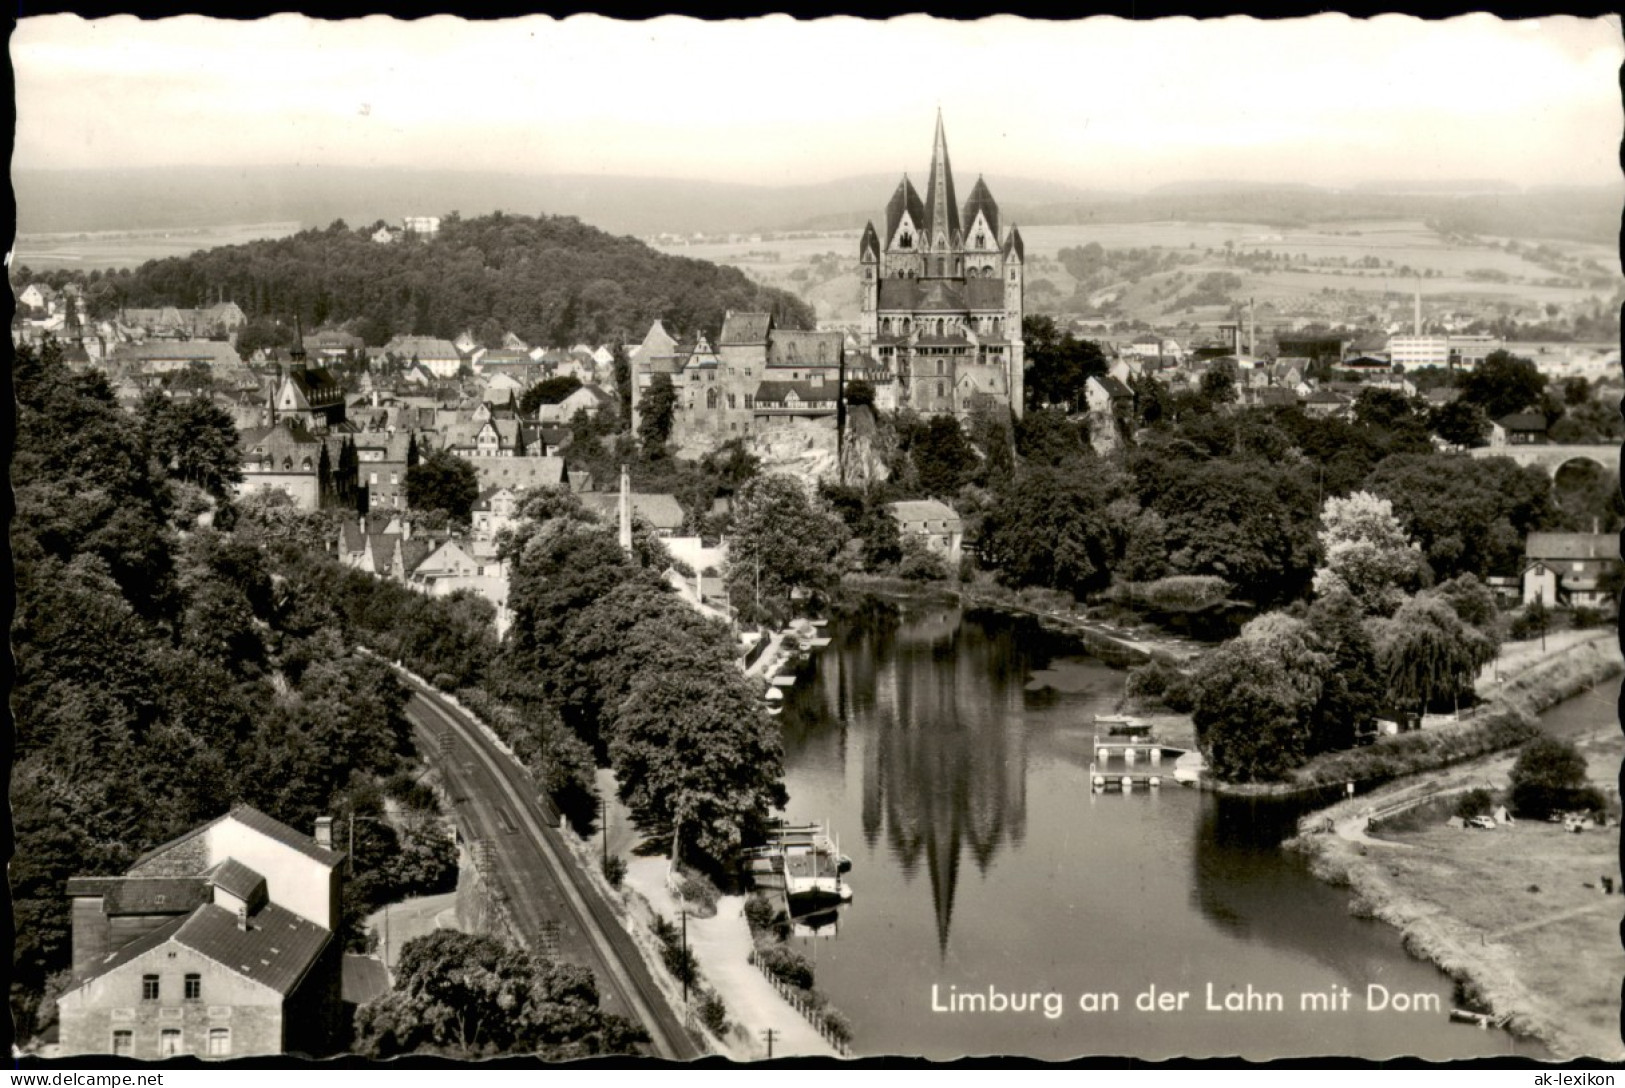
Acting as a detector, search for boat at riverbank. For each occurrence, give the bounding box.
[740,820,854,904]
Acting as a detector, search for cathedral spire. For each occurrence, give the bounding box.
[923,108,960,252]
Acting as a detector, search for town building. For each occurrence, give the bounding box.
[858,112,1026,419]
[886,499,964,568]
[56,807,345,1060]
[1522,532,1621,609]
[1489,412,1548,446]
[1385,335,1451,369]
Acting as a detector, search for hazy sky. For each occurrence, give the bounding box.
[13,13,1623,190]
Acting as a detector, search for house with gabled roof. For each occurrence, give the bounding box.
[56,807,345,1059]
[886,499,964,567]
[1522,532,1621,609]
[577,491,686,538]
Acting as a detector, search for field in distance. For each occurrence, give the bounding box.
[653,218,1622,331]
[14,222,305,272]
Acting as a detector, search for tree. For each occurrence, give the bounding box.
[1199,361,1237,407]
[638,373,677,450]
[910,415,978,497]
[1311,491,1428,615]
[609,668,789,871]
[1428,398,1490,448]
[979,466,1117,597]
[1459,349,1546,420]
[844,378,876,408]
[405,448,478,523]
[1373,593,1497,714]
[137,392,244,497]
[406,431,420,468]
[1304,589,1384,754]
[1023,315,1108,410]
[1365,453,1552,580]
[1191,639,1314,782]
[521,375,583,416]
[1014,408,1086,467]
[724,475,847,624]
[1508,736,1601,819]
[353,930,647,1058]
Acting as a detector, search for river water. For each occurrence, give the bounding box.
[774,601,1552,1061]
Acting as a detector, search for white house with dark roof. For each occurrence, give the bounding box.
[886,499,964,567]
[1522,532,1621,608]
[57,807,345,1060]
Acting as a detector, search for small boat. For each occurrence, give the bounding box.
[771,675,797,687]
[765,705,782,716]
[804,636,832,649]
[1449,1009,1506,1029]
[765,687,784,702]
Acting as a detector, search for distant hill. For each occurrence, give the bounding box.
[16,166,1616,248]
[13,166,1094,240]
[25,211,815,348]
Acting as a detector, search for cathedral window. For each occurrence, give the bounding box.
[975,232,986,248]
[899,230,913,249]
[707,388,718,410]
[936,258,945,276]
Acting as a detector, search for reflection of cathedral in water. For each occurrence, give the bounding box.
[844,608,1029,955]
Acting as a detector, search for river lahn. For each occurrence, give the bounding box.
[773,602,1551,1060]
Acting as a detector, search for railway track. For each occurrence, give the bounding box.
[400,676,698,1061]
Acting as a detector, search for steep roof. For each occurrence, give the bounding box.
[884,176,928,244]
[224,806,344,867]
[1090,374,1134,399]
[206,858,269,907]
[383,335,461,361]
[887,499,963,528]
[1525,533,1620,562]
[961,176,1000,243]
[859,222,881,263]
[171,901,331,995]
[753,379,840,406]
[766,330,843,368]
[104,878,211,917]
[719,312,773,346]
[577,491,686,531]
[1002,225,1025,263]
[922,110,962,245]
[965,278,1005,310]
[1496,412,1547,432]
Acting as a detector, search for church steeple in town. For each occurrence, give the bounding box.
[922,108,961,258]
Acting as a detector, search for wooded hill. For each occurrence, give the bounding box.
[43,211,815,348]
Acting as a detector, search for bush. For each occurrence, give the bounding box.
[602,854,627,888]
[660,937,698,989]
[1452,788,1495,820]
[755,943,814,990]
[1509,735,1594,819]
[743,893,777,934]
[1124,657,1193,711]
[820,1008,854,1048]
[1508,601,1549,641]
[1571,606,1607,629]
[697,990,729,1036]
[678,871,721,916]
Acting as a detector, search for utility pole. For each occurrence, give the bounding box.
[681,909,690,1007]
[761,1027,777,1060]
[601,790,609,869]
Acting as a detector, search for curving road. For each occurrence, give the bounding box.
[399,675,699,1060]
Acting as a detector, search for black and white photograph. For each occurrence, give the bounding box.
[9,10,1624,1067]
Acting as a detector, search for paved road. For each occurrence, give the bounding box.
[400,676,699,1060]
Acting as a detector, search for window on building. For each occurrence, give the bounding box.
[937,382,945,399]
[727,393,737,410]
[744,395,754,410]
[369,472,379,486]
[208,1029,230,1057]
[390,473,399,485]
[112,1031,133,1057]
[142,975,160,1001]
[160,1029,182,1058]
[184,974,201,1001]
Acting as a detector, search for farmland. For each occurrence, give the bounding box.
[652,218,1622,334]
[14,221,304,272]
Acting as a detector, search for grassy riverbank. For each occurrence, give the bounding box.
[1287,634,1624,1060]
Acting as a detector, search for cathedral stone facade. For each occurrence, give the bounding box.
[859,112,1025,419]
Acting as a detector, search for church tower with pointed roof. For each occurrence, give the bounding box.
[858,111,1025,420]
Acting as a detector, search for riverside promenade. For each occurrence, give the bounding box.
[622,859,842,1060]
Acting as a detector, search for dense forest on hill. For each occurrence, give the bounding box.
[27,211,815,347]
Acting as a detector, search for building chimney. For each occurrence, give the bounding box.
[237,906,249,932]
[315,815,334,850]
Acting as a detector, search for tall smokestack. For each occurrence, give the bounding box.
[1248,298,1256,357]
[618,465,633,554]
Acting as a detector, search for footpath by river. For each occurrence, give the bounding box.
[1288,629,1624,1060]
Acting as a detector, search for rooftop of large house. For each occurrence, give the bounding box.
[1525,533,1620,562]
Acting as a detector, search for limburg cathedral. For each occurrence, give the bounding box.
[859,111,1026,419]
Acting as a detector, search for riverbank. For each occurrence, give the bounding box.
[1288,634,1624,1060]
